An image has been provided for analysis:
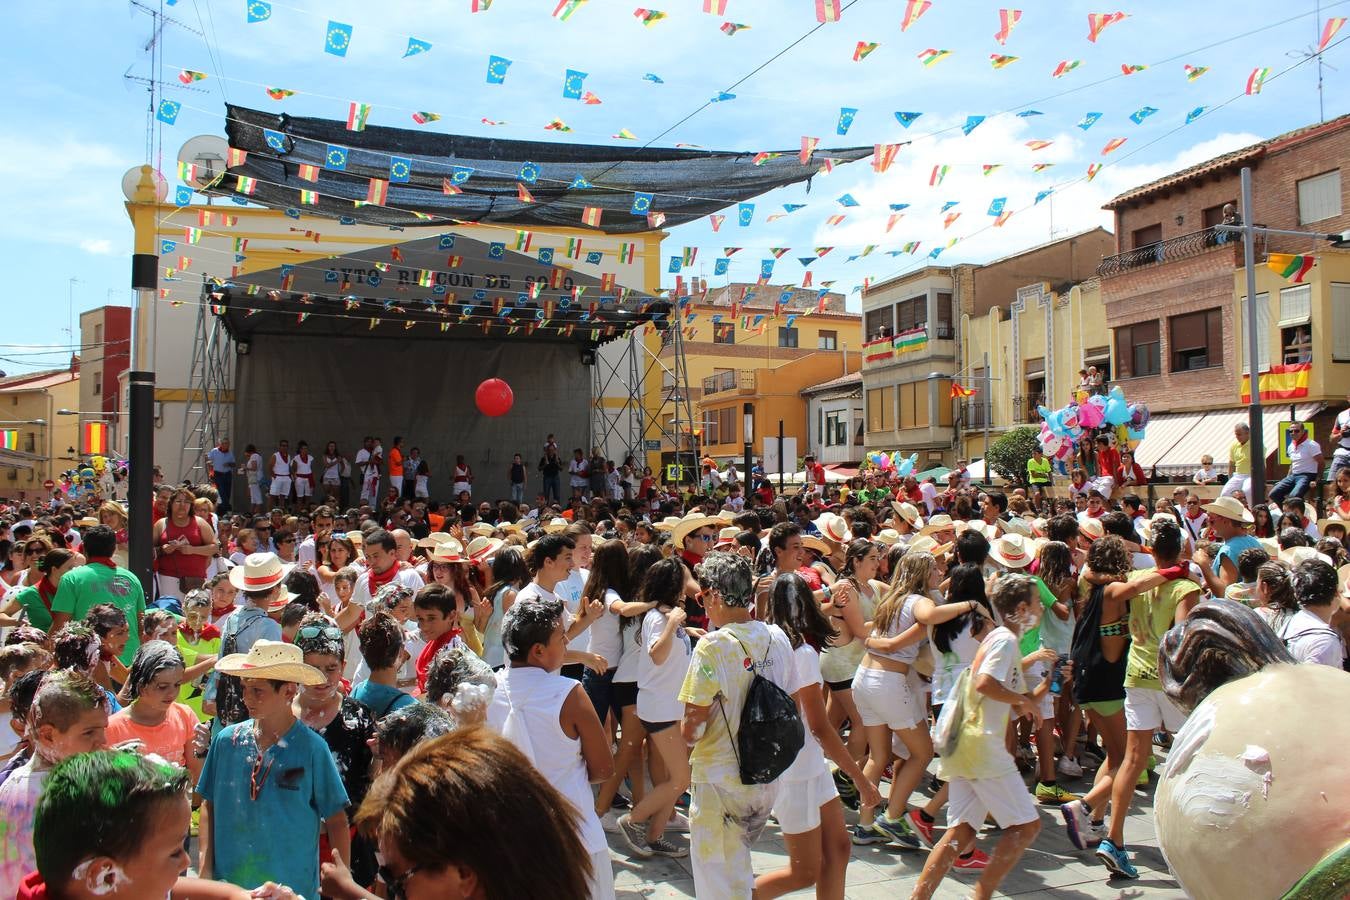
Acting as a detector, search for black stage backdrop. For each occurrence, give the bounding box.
[231,336,590,508]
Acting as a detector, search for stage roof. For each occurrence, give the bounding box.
[215,227,666,343]
[219,104,873,232]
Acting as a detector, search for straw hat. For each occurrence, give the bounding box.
[890,501,924,528]
[714,526,740,548]
[429,541,469,564]
[75,516,100,528]
[1003,517,1033,539]
[652,516,683,532]
[800,534,833,556]
[216,640,325,685]
[1278,546,1333,568]
[1078,519,1105,542]
[919,514,955,536]
[416,531,455,549]
[1338,563,1350,596]
[1202,496,1254,525]
[228,553,289,593]
[498,521,526,535]
[346,532,364,546]
[671,512,724,548]
[813,512,851,544]
[542,517,569,534]
[906,535,953,558]
[466,535,505,562]
[1317,516,1350,534]
[990,534,1034,569]
[962,521,997,540]
[1030,517,1049,538]
[1258,537,1279,556]
[873,528,901,547]
[468,522,496,538]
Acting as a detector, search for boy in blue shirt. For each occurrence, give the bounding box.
[197,640,349,900]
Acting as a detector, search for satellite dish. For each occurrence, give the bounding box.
[177,135,231,189]
[120,166,169,203]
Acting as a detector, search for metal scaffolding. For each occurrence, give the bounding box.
[179,290,234,483]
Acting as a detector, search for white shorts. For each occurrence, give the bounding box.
[947,770,1038,829]
[1219,474,1252,499]
[588,848,615,900]
[851,666,921,731]
[269,476,292,497]
[453,482,472,497]
[390,475,403,492]
[1028,662,1054,719]
[249,484,263,505]
[1124,686,1187,733]
[294,478,313,498]
[772,767,838,835]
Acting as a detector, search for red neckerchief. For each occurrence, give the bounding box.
[1185,507,1205,520]
[180,621,221,641]
[416,628,461,692]
[367,563,400,594]
[86,556,118,569]
[16,872,47,900]
[1088,507,1105,519]
[35,577,56,614]
[1291,432,1306,448]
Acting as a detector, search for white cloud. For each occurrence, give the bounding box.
[79,238,115,255]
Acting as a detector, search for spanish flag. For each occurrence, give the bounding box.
[1241,363,1311,403]
[83,422,109,456]
[951,383,977,399]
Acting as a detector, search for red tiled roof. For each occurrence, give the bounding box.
[801,371,862,394]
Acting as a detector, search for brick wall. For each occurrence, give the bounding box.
[1253,125,1350,253]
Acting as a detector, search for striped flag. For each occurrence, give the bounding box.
[950,383,977,398]
[1101,137,1127,154]
[929,165,949,186]
[994,8,1021,44]
[633,8,666,26]
[1241,363,1311,403]
[266,87,295,100]
[178,69,207,84]
[601,273,616,292]
[873,143,901,173]
[1121,63,1147,75]
[720,22,749,34]
[917,48,950,66]
[1245,67,1270,94]
[298,164,319,182]
[815,0,841,22]
[237,176,257,195]
[1319,17,1346,52]
[299,189,319,205]
[553,0,587,20]
[0,430,18,451]
[990,54,1018,68]
[227,148,249,166]
[900,0,930,31]
[1087,11,1127,42]
[346,101,371,131]
[366,178,389,204]
[514,231,533,252]
[703,0,727,12]
[826,214,846,226]
[618,243,636,264]
[1086,163,1102,181]
[517,183,536,203]
[566,238,584,259]
[581,207,603,227]
[1026,140,1053,151]
[853,42,878,61]
[1184,64,1208,81]
[412,111,441,124]
[1052,59,1082,77]
[442,178,462,195]
[83,422,109,455]
[1267,253,1315,283]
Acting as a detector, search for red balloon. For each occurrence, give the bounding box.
[475,378,514,417]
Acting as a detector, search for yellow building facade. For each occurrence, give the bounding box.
[0,366,83,500]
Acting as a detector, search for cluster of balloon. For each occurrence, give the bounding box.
[1038,387,1149,458]
[865,451,918,477]
[475,378,514,418]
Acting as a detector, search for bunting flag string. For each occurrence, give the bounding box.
[994,8,1022,45]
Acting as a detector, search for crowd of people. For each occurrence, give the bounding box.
[0,421,1347,900]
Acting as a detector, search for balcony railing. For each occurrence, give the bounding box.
[701,370,755,395]
[1098,225,1268,277]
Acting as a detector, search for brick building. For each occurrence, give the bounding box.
[1099,114,1350,475]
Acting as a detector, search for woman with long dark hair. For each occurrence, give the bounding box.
[0,548,77,632]
[481,547,530,669]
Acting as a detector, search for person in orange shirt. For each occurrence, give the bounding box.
[387,437,406,501]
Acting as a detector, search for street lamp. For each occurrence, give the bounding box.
[0,419,46,427]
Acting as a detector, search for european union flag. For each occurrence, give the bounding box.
[432,284,447,295]
[760,259,775,278]
[486,55,512,84]
[631,192,653,214]
[324,20,353,57]
[404,37,432,57]
[367,273,382,287]
[894,111,922,128]
[488,242,505,259]
[836,107,857,135]
[585,251,603,264]
[389,156,412,183]
[173,186,193,206]
[284,207,300,219]
[941,201,959,212]
[714,258,729,275]
[473,290,487,301]
[669,256,683,273]
[518,161,540,184]
[738,203,754,226]
[1077,112,1103,130]
[231,196,248,206]
[783,203,805,212]
[928,247,945,259]
[280,265,294,276]
[160,240,177,254]
[710,92,736,102]
[643,73,664,83]
[569,176,592,189]
[962,115,986,136]
[156,100,181,125]
[1034,189,1053,205]
[1185,106,1207,125]
[1016,110,1043,117]
[798,257,815,267]
[889,203,910,211]
[324,270,339,283]
[451,166,474,185]
[325,145,348,170]
[1129,106,1158,125]
[246,0,271,23]
[263,129,288,153]
[563,69,587,100]
[438,234,456,249]
[538,248,555,264]
[339,216,357,225]
[837,194,859,207]
[987,197,1006,216]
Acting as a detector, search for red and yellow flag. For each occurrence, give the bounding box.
[950,383,977,399]
[1240,363,1311,403]
[83,422,109,456]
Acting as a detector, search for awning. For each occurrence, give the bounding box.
[964,459,1007,483]
[1133,412,1207,469]
[916,465,952,481]
[1138,402,1324,473]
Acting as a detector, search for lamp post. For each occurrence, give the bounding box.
[742,402,754,495]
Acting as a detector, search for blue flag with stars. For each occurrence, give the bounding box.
[669,256,683,273]
[1129,106,1158,124]
[987,197,1006,216]
[403,37,432,57]
[339,216,357,225]
[1077,112,1102,130]
[389,156,412,183]
[585,251,603,264]
[173,186,193,206]
[518,161,540,184]
[738,203,754,226]
[798,257,815,267]
[760,259,775,278]
[941,201,959,212]
[1185,106,1207,125]
[325,145,348,170]
[890,203,911,211]
[631,192,653,214]
[473,290,487,302]
[643,73,664,83]
[783,203,806,212]
[246,1,271,23]
[486,55,512,84]
[439,234,456,249]
[488,243,505,259]
[1016,110,1043,117]
[366,272,381,287]
[569,175,592,189]
[837,107,857,135]
[538,248,555,264]
[156,100,181,125]
[324,270,339,283]
[263,129,288,153]
[563,69,587,100]
[160,240,177,254]
[284,208,300,219]
[714,258,730,275]
[1034,189,1053,205]
[324,21,353,57]
[837,194,859,207]
[962,115,986,136]
[450,166,474,185]
[894,111,922,128]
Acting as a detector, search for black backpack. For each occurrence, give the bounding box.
[718,633,805,785]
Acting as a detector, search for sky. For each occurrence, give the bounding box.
[2,0,1346,374]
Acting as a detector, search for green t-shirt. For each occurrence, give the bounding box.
[1018,576,1061,655]
[1125,572,1200,690]
[1027,456,1052,484]
[50,563,147,665]
[10,583,54,632]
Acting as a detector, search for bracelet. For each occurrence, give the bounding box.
[1099,620,1127,637]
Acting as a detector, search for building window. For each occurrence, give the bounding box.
[1169,308,1224,371]
[1333,284,1350,362]
[935,292,954,339]
[866,386,894,432]
[1297,170,1342,224]
[1084,346,1112,385]
[896,296,926,332]
[817,330,838,350]
[94,323,103,344]
[93,372,102,394]
[778,326,799,348]
[713,322,735,344]
[23,432,35,453]
[1114,320,1160,378]
[825,411,848,446]
[898,381,930,430]
[865,306,894,340]
[718,407,734,444]
[1279,284,1313,364]
[1202,202,1234,229]
[1237,293,1272,373]
[1132,223,1162,248]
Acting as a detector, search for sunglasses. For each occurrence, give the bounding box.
[377,864,421,900]
[297,625,343,641]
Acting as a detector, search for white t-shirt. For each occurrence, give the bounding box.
[555,568,589,653]
[349,565,425,611]
[928,619,982,706]
[780,640,828,783]
[1276,609,1345,667]
[587,588,625,669]
[614,620,642,683]
[246,453,262,486]
[1287,437,1322,475]
[1336,408,1350,452]
[957,626,1025,780]
[919,482,938,513]
[636,607,691,722]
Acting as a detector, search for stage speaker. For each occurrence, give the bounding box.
[131,254,158,291]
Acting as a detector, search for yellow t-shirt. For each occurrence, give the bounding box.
[1229,440,1250,476]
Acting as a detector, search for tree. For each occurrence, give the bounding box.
[986,426,1041,485]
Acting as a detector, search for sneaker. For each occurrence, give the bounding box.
[1095,838,1139,879]
[928,774,945,793]
[1086,821,1109,845]
[871,814,923,850]
[1152,731,1172,748]
[667,811,690,834]
[601,809,623,835]
[610,793,631,810]
[850,824,889,845]
[882,762,894,782]
[907,809,937,847]
[646,836,688,858]
[833,767,859,797]
[616,814,653,859]
[1060,800,1091,850]
[675,791,691,810]
[1057,755,1084,778]
[1014,744,1037,773]
[953,848,991,870]
[1035,782,1082,804]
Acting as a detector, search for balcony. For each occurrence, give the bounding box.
[862,325,955,371]
[1098,225,1268,277]
[701,369,756,395]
